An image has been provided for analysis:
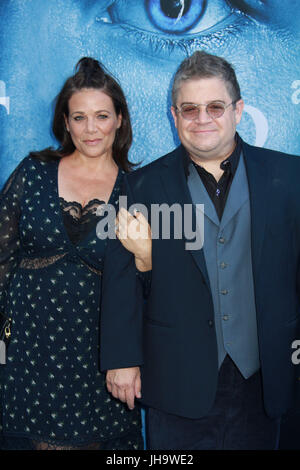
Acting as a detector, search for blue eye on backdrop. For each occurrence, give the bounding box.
[101,0,252,58]
[146,0,207,34]
[106,0,246,37]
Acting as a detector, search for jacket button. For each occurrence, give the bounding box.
[221,289,228,295]
[208,320,214,327]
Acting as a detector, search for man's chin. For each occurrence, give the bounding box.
[187,135,220,151]
[188,143,220,160]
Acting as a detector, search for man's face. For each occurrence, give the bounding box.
[0,0,299,186]
[171,77,244,161]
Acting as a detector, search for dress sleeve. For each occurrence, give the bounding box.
[0,160,26,313]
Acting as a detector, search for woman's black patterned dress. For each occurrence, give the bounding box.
[0,155,143,450]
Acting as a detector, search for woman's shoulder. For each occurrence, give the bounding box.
[11,151,59,185]
[2,151,58,197]
[28,148,61,165]
[1,155,37,196]
[4,154,33,184]
[23,150,61,175]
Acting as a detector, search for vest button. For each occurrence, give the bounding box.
[218,237,226,244]
[223,315,229,321]
[220,262,227,269]
[221,289,228,295]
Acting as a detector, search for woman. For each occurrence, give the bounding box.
[0,58,143,450]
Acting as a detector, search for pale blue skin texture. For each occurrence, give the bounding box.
[0,0,299,187]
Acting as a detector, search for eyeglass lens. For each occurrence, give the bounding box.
[181,102,226,120]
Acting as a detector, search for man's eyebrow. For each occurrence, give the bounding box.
[180,100,226,105]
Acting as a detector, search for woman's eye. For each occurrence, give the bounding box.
[73,116,84,121]
[97,114,109,120]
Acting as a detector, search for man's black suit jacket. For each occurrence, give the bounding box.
[101,140,300,419]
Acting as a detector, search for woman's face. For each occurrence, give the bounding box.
[65,88,122,161]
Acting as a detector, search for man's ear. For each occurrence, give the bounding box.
[234,99,244,125]
[171,106,178,129]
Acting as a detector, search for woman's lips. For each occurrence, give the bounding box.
[83,139,102,145]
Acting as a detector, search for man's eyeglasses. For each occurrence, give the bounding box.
[176,101,236,121]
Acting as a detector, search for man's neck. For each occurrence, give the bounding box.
[189,141,237,182]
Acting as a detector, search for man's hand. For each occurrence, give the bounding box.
[106,367,141,410]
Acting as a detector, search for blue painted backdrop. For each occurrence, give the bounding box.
[0,0,299,187]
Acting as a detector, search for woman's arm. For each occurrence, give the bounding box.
[0,159,25,314]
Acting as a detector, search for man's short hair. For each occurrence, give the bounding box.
[172,51,241,107]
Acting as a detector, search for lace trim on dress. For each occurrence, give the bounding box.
[59,198,105,223]
[19,254,101,276]
[59,197,106,247]
[18,199,105,272]
[32,440,102,450]
[81,260,102,276]
[19,253,67,269]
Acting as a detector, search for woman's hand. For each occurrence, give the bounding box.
[115,207,152,272]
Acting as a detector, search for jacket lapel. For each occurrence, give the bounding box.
[159,146,210,285]
[188,163,219,227]
[220,153,249,230]
[157,141,270,286]
[242,142,270,281]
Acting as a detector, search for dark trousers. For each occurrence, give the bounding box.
[146,355,281,450]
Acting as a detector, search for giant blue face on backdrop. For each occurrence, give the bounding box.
[0,0,299,187]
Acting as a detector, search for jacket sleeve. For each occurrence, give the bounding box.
[0,159,26,314]
[125,175,152,299]
[99,176,144,371]
[136,270,152,299]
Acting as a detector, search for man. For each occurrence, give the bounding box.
[102,51,300,450]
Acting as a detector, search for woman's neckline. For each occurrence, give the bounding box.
[59,197,106,210]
